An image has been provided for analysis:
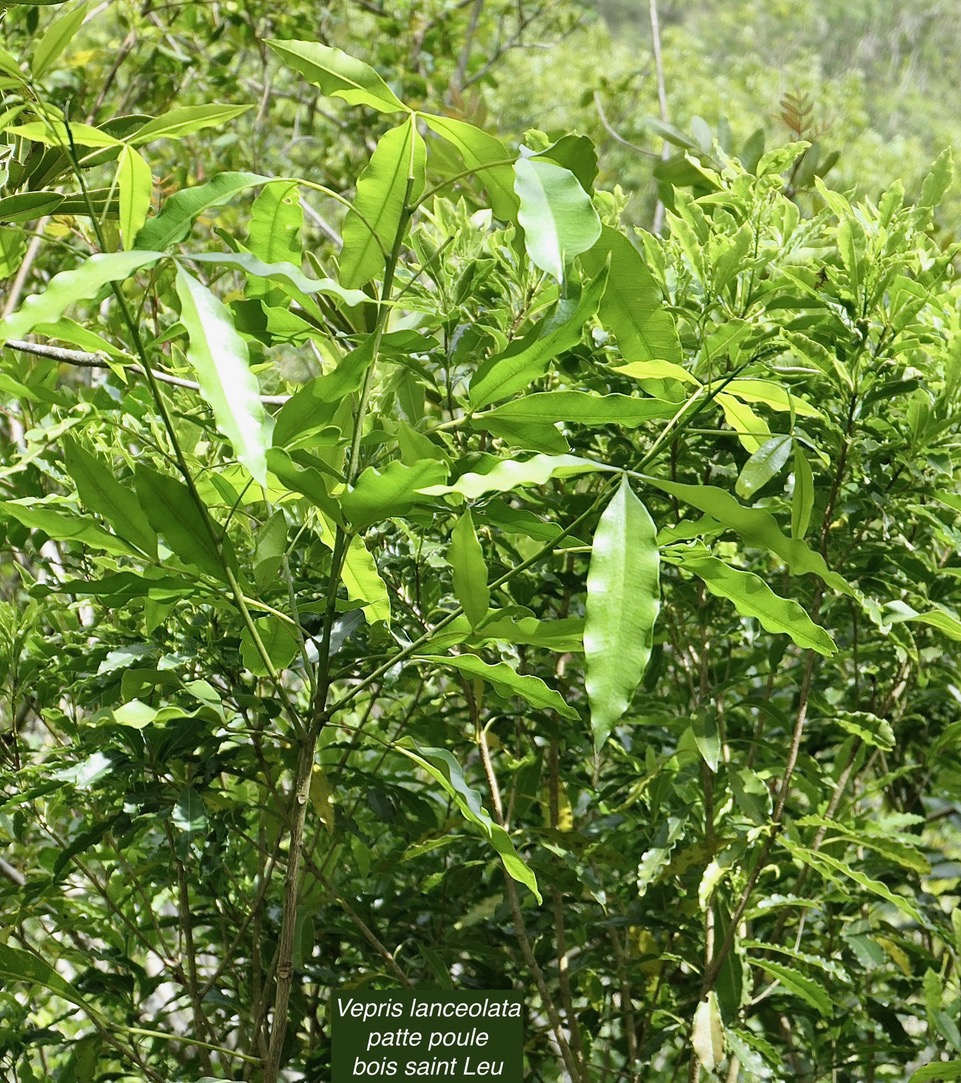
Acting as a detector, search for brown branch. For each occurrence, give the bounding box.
[3,338,291,405]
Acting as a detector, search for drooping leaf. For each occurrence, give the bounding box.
[420,453,610,501]
[791,445,815,540]
[449,510,490,629]
[691,993,725,1073]
[340,117,425,288]
[135,465,237,582]
[584,476,660,749]
[581,226,682,361]
[0,498,135,556]
[750,958,833,1017]
[677,554,835,655]
[175,265,271,486]
[415,654,578,720]
[116,144,152,250]
[513,156,601,281]
[393,744,541,902]
[642,475,853,596]
[469,266,607,409]
[422,114,517,219]
[717,391,770,452]
[63,438,157,557]
[135,172,270,250]
[0,251,164,341]
[0,944,98,1016]
[265,38,407,114]
[130,105,252,145]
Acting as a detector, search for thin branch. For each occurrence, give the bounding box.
[593,92,658,158]
[3,338,291,405]
[648,0,670,234]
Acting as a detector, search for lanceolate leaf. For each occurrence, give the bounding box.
[422,115,518,219]
[584,476,660,749]
[265,39,408,114]
[581,226,682,361]
[642,476,853,596]
[514,156,601,281]
[469,266,607,409]
[415,654,578,720]
[0,251,164,341]
[393,744,541,902]
[246,181,302,302]
[116,144,152,250]
[476,391,675,428]
[135,172,270,250]
[449,510,490,629]
[184,252,365,306]
[0,499,135,556]
[750,958,833,1017]
[677,554,835,655]
[130,104,252,144]
[135,465,237,582]
[420,453,610,500]
[341,117,425,288]
[735,434,792,500]
[175,266,270,486]
[0,944,98,1016]
[31,0,88,79]
[791,445,815,540]
[63,438,157,557]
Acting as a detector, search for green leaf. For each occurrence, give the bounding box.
[513,156,601,282]
[0,498,135,555]
[241,618,301,677]
[736,435,792,499]
[421,115,517,220]
[791,445,815,540]
[415,654,577,720]
[830,711,896,751]
[116,144,152,250]
[717,391,770,453]
[677,554,835,655]
[782,839,928,927]
[750,958,833,1017]
[0,251,164,341]
[421,453,609,500]
[184,251,365,307]
[722,378,822,418]
[393,744,541,902]
[919,148,954,209]
[342,458,447,530]
[909,1064,961,1082]
[135,465,236,582]
[477,391,675,429]
[469,266,607,409]
[63,438,157,557]
[271,337,376,448]
[130,104,252,145]
[135,172,270,250]
[581,226,682,361]
[584,476,660,749]
[449,510,489,629]
[341,117,425,288]
[615,359,698,384]
[0,190,64,223]
[246,181,302,304]
[691,993,725,1073]
[0,944,97,1016]
[31,0,88,79]
[642,476,853,596]
[340,533,391,624]
[265,38,407,114]
[7,120,121,148]
[175,266,270,486]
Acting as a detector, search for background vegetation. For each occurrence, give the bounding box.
[2,2,961,1082]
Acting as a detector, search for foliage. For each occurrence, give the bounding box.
[2,4,961,1083]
